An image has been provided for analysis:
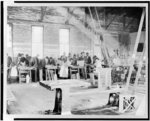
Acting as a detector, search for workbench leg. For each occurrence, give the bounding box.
[19,72,21,83]
[30,70,32,82]
[45,69,47,81]
[35,69,37,82]
[53,87,71,115]
[54,70,57,81]
[77,68,80,80]
[98,72,102,89]
[48,70,52,81]
[53,88,62,114]
[46,69,48,81]
[84,67,87,80]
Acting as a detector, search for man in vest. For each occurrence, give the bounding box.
[85,52,92,78]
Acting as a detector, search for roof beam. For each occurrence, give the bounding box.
[65,7,77,24]
[39,7,47,22]
[124,11,139,31]
[105,8,125,30]
[105,14,118,29]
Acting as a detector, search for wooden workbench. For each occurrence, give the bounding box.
[39,79,91,115]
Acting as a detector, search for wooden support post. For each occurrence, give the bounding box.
[94,7,102,30]
[94,7,102,58]
[95,8,110,64]
[133,47,145,93]
[101,22,110,65]
[88,7,100,60]
[125,8,145,90]
[135,9,148,116]
[145,8,148,116]
[88,7,96,29]
[95,8,108,61]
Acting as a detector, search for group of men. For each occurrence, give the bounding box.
[7,51,103,83]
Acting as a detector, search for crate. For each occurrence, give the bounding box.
[119,94,136,113]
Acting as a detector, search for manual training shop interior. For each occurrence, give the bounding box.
[6,5,148,118]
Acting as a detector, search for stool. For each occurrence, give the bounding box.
[70,68,79,79]
[19,70,29,83]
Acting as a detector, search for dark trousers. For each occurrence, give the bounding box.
[31,69,39,82]
[39,68,47,81]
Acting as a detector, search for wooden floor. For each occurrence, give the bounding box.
[7,83,55,114]
[7,82,146,116]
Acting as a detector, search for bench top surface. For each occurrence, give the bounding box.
[45,65,57,69]
[18,66,36,70]
[40,80,91,89]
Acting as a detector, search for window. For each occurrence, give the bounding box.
[59,29,69,56]
[32,26,43,58]
[7,24,13,57]
[7,24,12,48]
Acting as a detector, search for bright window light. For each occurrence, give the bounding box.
[59,29,69,56]
[7,24,12,48]
[32,26,43,58]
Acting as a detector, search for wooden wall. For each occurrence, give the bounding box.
[7,6,140,58]
[8,19,92,58]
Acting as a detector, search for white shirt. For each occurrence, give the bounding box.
[10,66,18,77]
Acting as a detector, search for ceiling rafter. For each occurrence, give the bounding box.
[124,12,139,30]
[39,6,47,22]
[105,8,123,29]
[65,7,77,24]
